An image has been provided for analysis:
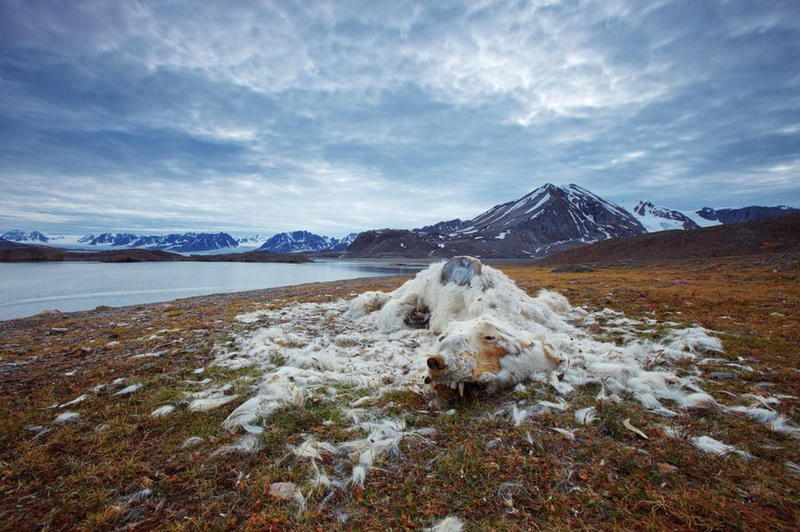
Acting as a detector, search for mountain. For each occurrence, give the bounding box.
[235,234,269,247]
[630,201,700,231]
[259,231,335,253]
[79,233,139,246]
[348,183,646,258]
[1,230,50,243]
[329,232,359,251]
[153,232,238,252]
[258,231,360,253]
[77,232,238,252]
[696,205,799,224]
[536,212,800,266]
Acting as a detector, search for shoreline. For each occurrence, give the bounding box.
[0,274,410,332]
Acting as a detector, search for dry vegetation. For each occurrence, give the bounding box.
[1,254,798,530]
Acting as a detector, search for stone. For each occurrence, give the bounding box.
[269,482,299,501]
[657,462,679,474]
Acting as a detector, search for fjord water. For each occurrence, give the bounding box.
[0,261,422,321]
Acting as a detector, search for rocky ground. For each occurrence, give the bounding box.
[0,255,798,530]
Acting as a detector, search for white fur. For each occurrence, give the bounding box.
[211,260,795,485]
[426,516,465,532]
[150,405,175,417]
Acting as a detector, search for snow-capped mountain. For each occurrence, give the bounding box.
[259,231,336,253]
[329,232,359,251]
[79,233,139,246]
[628,203,800,232]
[1,230,50,243]
[258,231,360,253]
[78,232,238,252]
[348,183,646,258]
[630,201,700,232]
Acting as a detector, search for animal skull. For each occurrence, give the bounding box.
[426,317,560,396]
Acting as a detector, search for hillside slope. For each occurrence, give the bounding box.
[536,212,800,265]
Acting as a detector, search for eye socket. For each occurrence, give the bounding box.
[484,335,496,341]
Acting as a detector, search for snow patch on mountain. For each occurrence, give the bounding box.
[235,234,269,248]
[628,201,700,232]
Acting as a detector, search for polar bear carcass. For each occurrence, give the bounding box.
[349,256,565,396]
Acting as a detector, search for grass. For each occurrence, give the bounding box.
[0,255,798,530]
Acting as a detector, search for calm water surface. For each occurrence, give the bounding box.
[0,261,422,321]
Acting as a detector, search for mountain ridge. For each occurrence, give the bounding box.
[77,232,239,252]
[258,231,359,253]
[347,183,647,258]
[3,191,797,258]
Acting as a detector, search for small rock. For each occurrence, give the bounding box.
[269,482,299,501]
[657,462,679,474]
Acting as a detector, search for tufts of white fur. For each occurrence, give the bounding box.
[181,436,204,448]
[116,488,152,507]
[511,404,529,426]
[114,383,141,396]
[551,427,577,440]
[682,392,718,409]
[289,416,434,488]
[53,411,80,424]
[662,426,754,460]
[309,461,338,488]
[150,405,175,417]
[59,394,88,408]
[293,437,338,460]
[691,436,754,460]
[224,262,726,433]
[212,434,262,456]
[212,260,796,484]
[189,395,238,412]
[726,405,800,438]
[337,418,435,487]
[426,516,465,532]
[236,310,271,323]
[574,407,597,425]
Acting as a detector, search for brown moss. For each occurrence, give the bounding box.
[1,256,799,529]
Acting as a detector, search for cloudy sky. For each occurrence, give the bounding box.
[1,0,798,236]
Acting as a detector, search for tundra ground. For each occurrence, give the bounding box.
[1,254,798,530]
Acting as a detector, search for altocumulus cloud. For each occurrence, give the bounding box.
[0,0,798,235]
